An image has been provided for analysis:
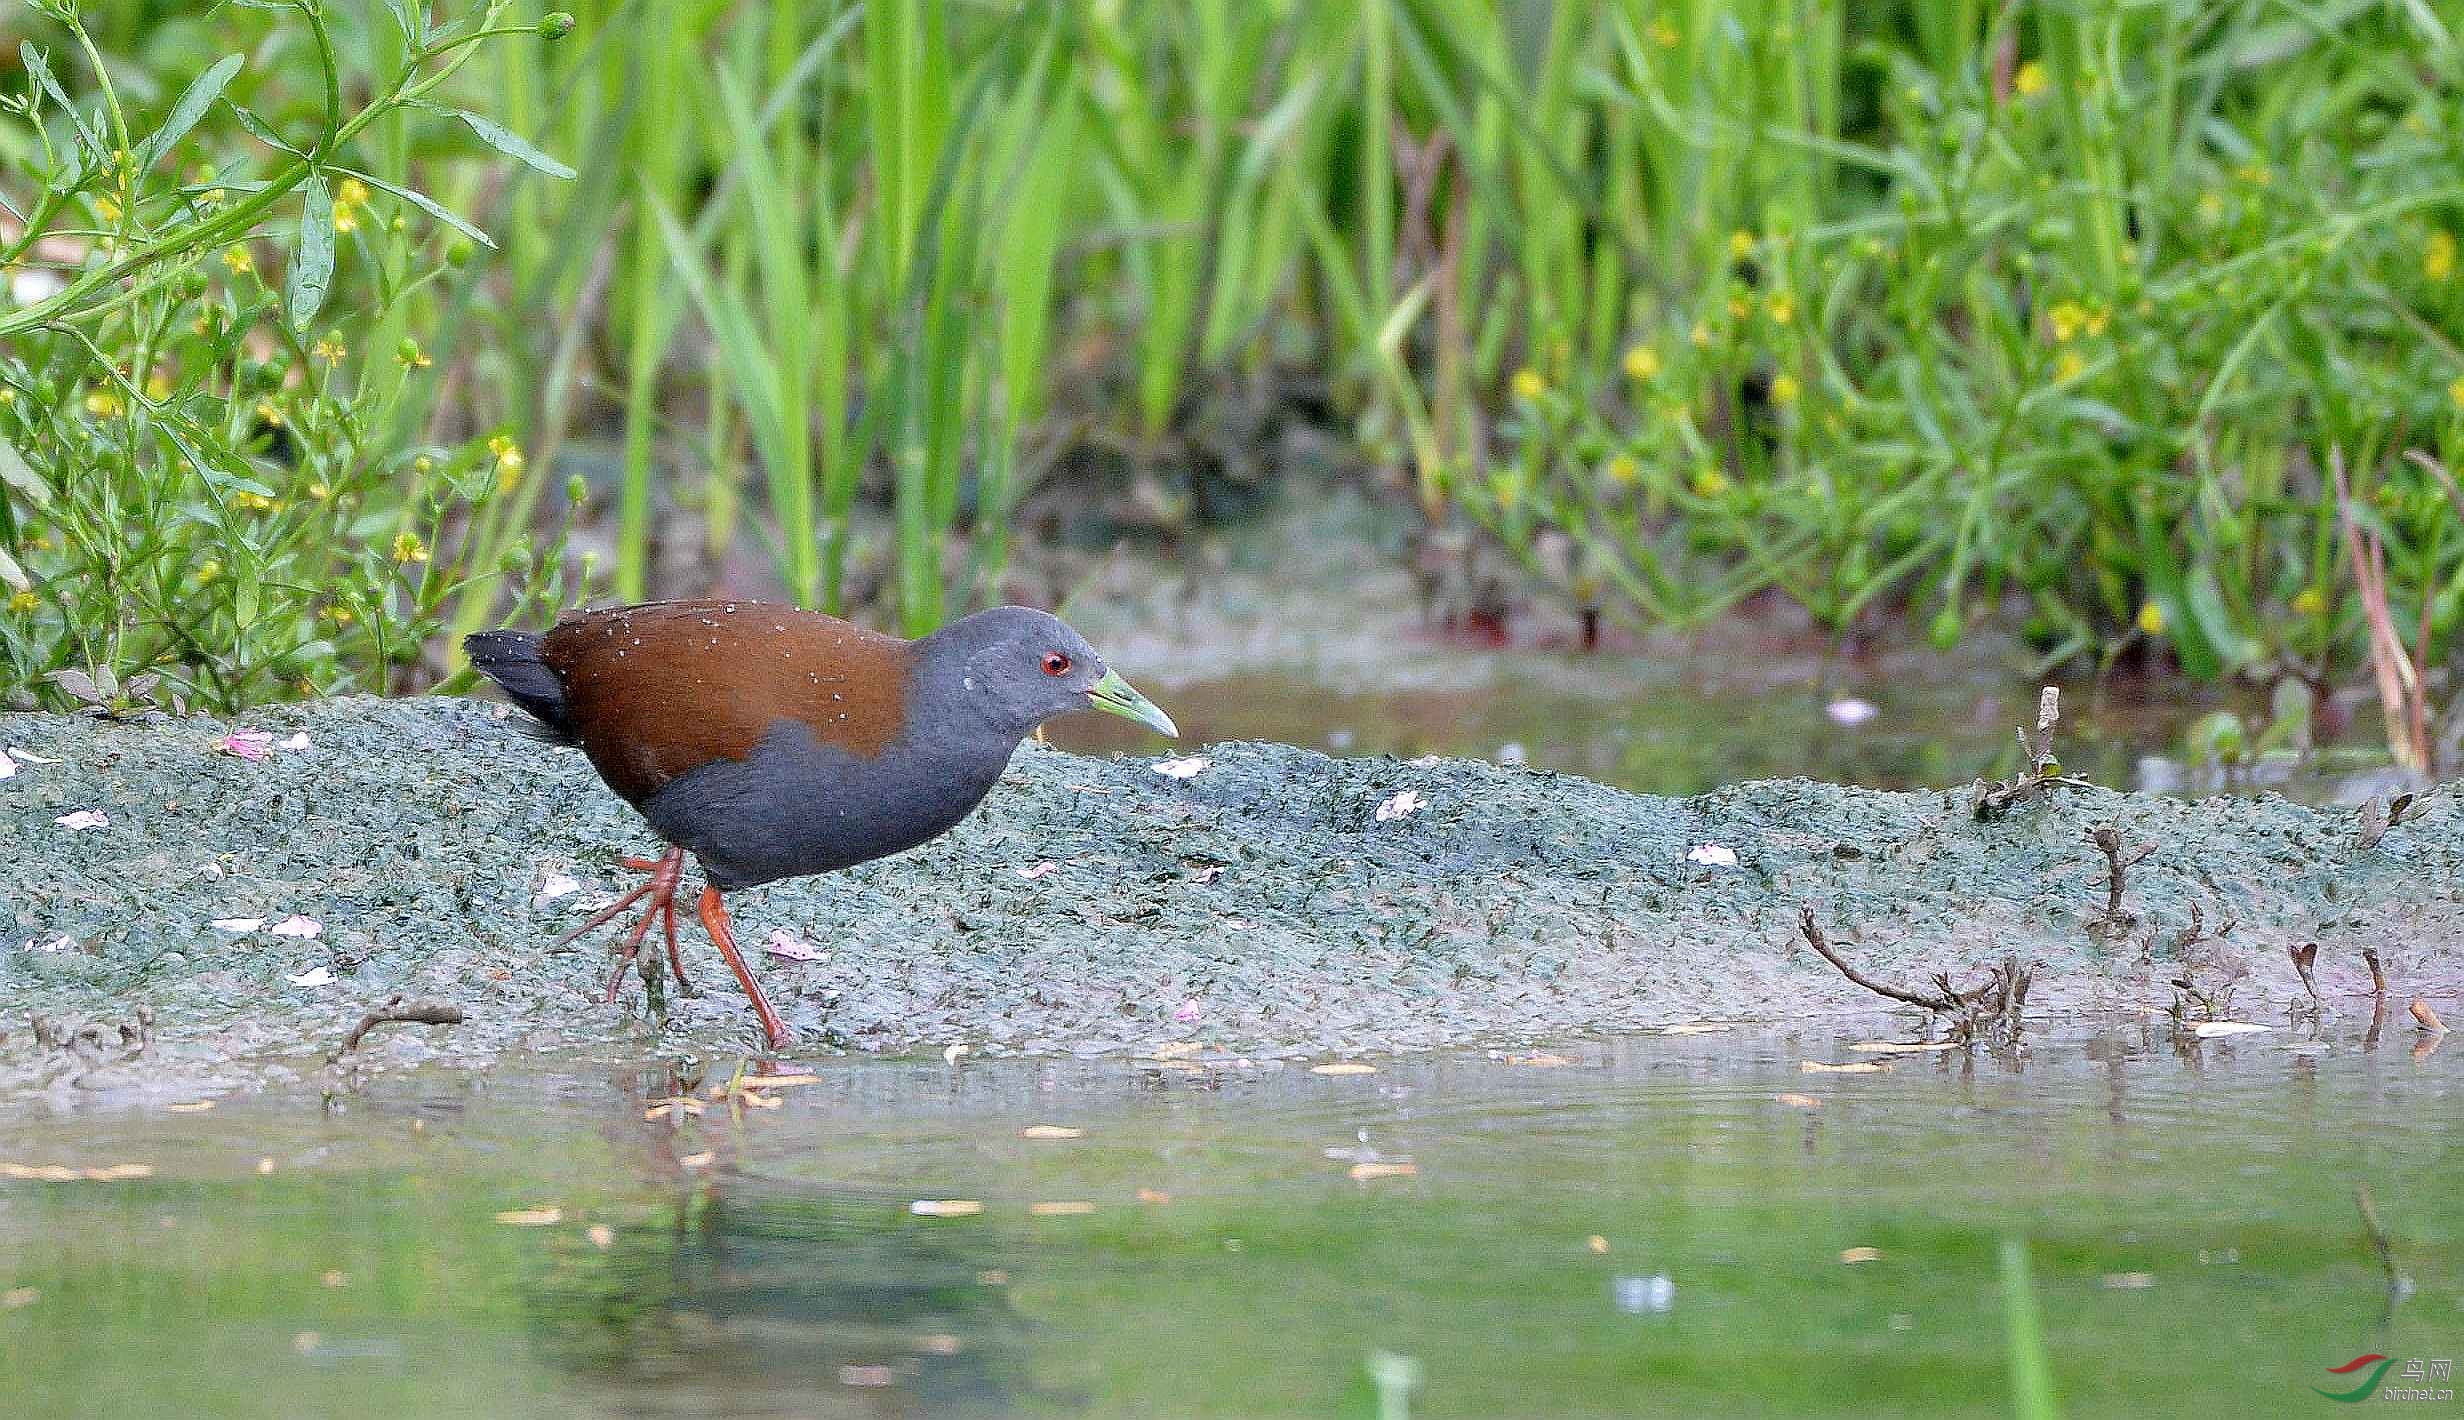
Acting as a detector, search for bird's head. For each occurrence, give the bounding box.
[919,606,1177,744]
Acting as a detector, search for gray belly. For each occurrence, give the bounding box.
[638,722,1010,890]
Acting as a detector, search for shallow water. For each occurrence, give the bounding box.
[4,1025,2455,1417]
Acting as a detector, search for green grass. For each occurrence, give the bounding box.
[2,1,2460,724]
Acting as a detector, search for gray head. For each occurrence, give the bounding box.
[913,606,1177,744]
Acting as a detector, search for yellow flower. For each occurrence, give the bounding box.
[2196,191,2226,224]
[2235,160,2270,188]
[2014,61,2047,98]
[195,559,222,586]
[1769,373,1800,405]
[144,372,171,401]
[94,195,122,224]
[397,338,432,370]
[2427,230,2456,282]
[2291,586,2326,618]
[2047,300,2087,343]
[2450,375,2464,409]
[2136,601,2166,636]
[391,531,430,565]
[1765,295,1793,325]
[0,386,14,404]
[1606,454,1640,485]
[254,398,284,427]
[1692,466,1731,499]
[2055,351,2085,382]
[1649,18,1678,48]
[83,388,124,418]
[7,590,36,615]
[414,454,435,474]
[1690,320,1711,348]
[332,199,358,234]
[1510,368,1547,401]
[1623,345,1662,381]
[223,245,252,274]
[307,480,332,501]
[337,177,371,208]
[1727,294,1750,321]
[2084,307,2109,337]
[311,337,347,363]
[1728,229,1755,259]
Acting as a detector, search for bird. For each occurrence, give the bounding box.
[464,600,1177,1050]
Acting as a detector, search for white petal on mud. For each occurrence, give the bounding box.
[30,936,75,954]
[209,918,265,933]
[1373,790,1426,823]
[533,872,582,906]
[1172,998,1201,1024]
[284,966,333,987]
[276,732,313,751]
[269,915,322,939]
[54,810,109,832]
[1015,860,1057,880]
[8,747,60,764]
[0,755,13,780]
[1686,843,1739,867]
[1151,756,1210,780]
[2189,1021,2270,1038]
[765,930,826,963]
[1825,697,1881,727]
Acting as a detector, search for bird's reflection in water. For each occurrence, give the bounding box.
[524,1180,1055,1419]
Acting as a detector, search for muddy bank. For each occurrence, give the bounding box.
[1,697,2456,1103]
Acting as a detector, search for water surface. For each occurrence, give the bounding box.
[4,1025,2454,1417]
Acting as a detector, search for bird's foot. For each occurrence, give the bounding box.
[555,847,697,1002]
[696,887,793,1053]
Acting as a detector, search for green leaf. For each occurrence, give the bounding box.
[437,107,576,180]
[133,54,245,171]
[226,103,305,156]
[288,172,336,329]
[331,166,495,248]
[18,43,98,152]
[0,438,50,509]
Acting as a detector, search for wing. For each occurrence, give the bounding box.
[540,600,914,804]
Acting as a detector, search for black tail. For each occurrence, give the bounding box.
[464,630,573,740]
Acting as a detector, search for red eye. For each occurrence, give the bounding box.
[1041,651,1073,677]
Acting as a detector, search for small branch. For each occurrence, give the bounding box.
[1973,686,2094,819]
[329,995,465,1062]
[2289,942,2322,1003]
[1796,907,1958,1011]
[2363,948,2388,1000]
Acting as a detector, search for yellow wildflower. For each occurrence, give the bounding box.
[414,454,435,474]
[223,245,252,274]
[2196,191,2225,224]
[1769,373,1800,405]
[0,386,14,404]
[1728,229,1756,259]
[2055,351,2085,382]
[307,481,332,501]
[254,398,283,427]
[2085,307,2109,337]
[1692,466,1731,499]
[2451,375,2464,409]
[1766,295,1794,325]
[1649,18,1678,48]
[195,559,222,586]
[337,177,371,208]
[2235,161,2270,188]
[391,531,429,565]
[1510,368,1547,401]
[2047,300,2087,343]
[311,337,347,363]
[1606,454,1640,485]
[2136,601,2165,636]
[7,590,36,615]
[332,199,358,234]
[1623,345,1662,381]
[1690,320,1711,348]
[94,195,122,224]
[2014,62,2047,98]
[2427,230,2456,282]
[1727,295,1750,321]
[2291,587,2326,618]
[83,388,124,418]
[144,372,171,401]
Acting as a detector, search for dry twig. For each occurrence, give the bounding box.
[2333,449,2431,774]
[1795,907,2032,1044]
[330,995,465,1062]
[1972,687,2094,819]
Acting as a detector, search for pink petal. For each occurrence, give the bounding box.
[1171,999,1201,1024]
[764,929,826,963]
[215,731,274,762]
[268,915,322,939]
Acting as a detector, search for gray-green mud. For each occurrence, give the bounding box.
[2,698,2456,1104]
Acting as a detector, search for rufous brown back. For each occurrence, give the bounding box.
[540,600,914,804]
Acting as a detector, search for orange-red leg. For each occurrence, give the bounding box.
[554,847,689,1003]
[698,887,791,1051]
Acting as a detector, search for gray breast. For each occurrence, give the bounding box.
[639,721,1012,890]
